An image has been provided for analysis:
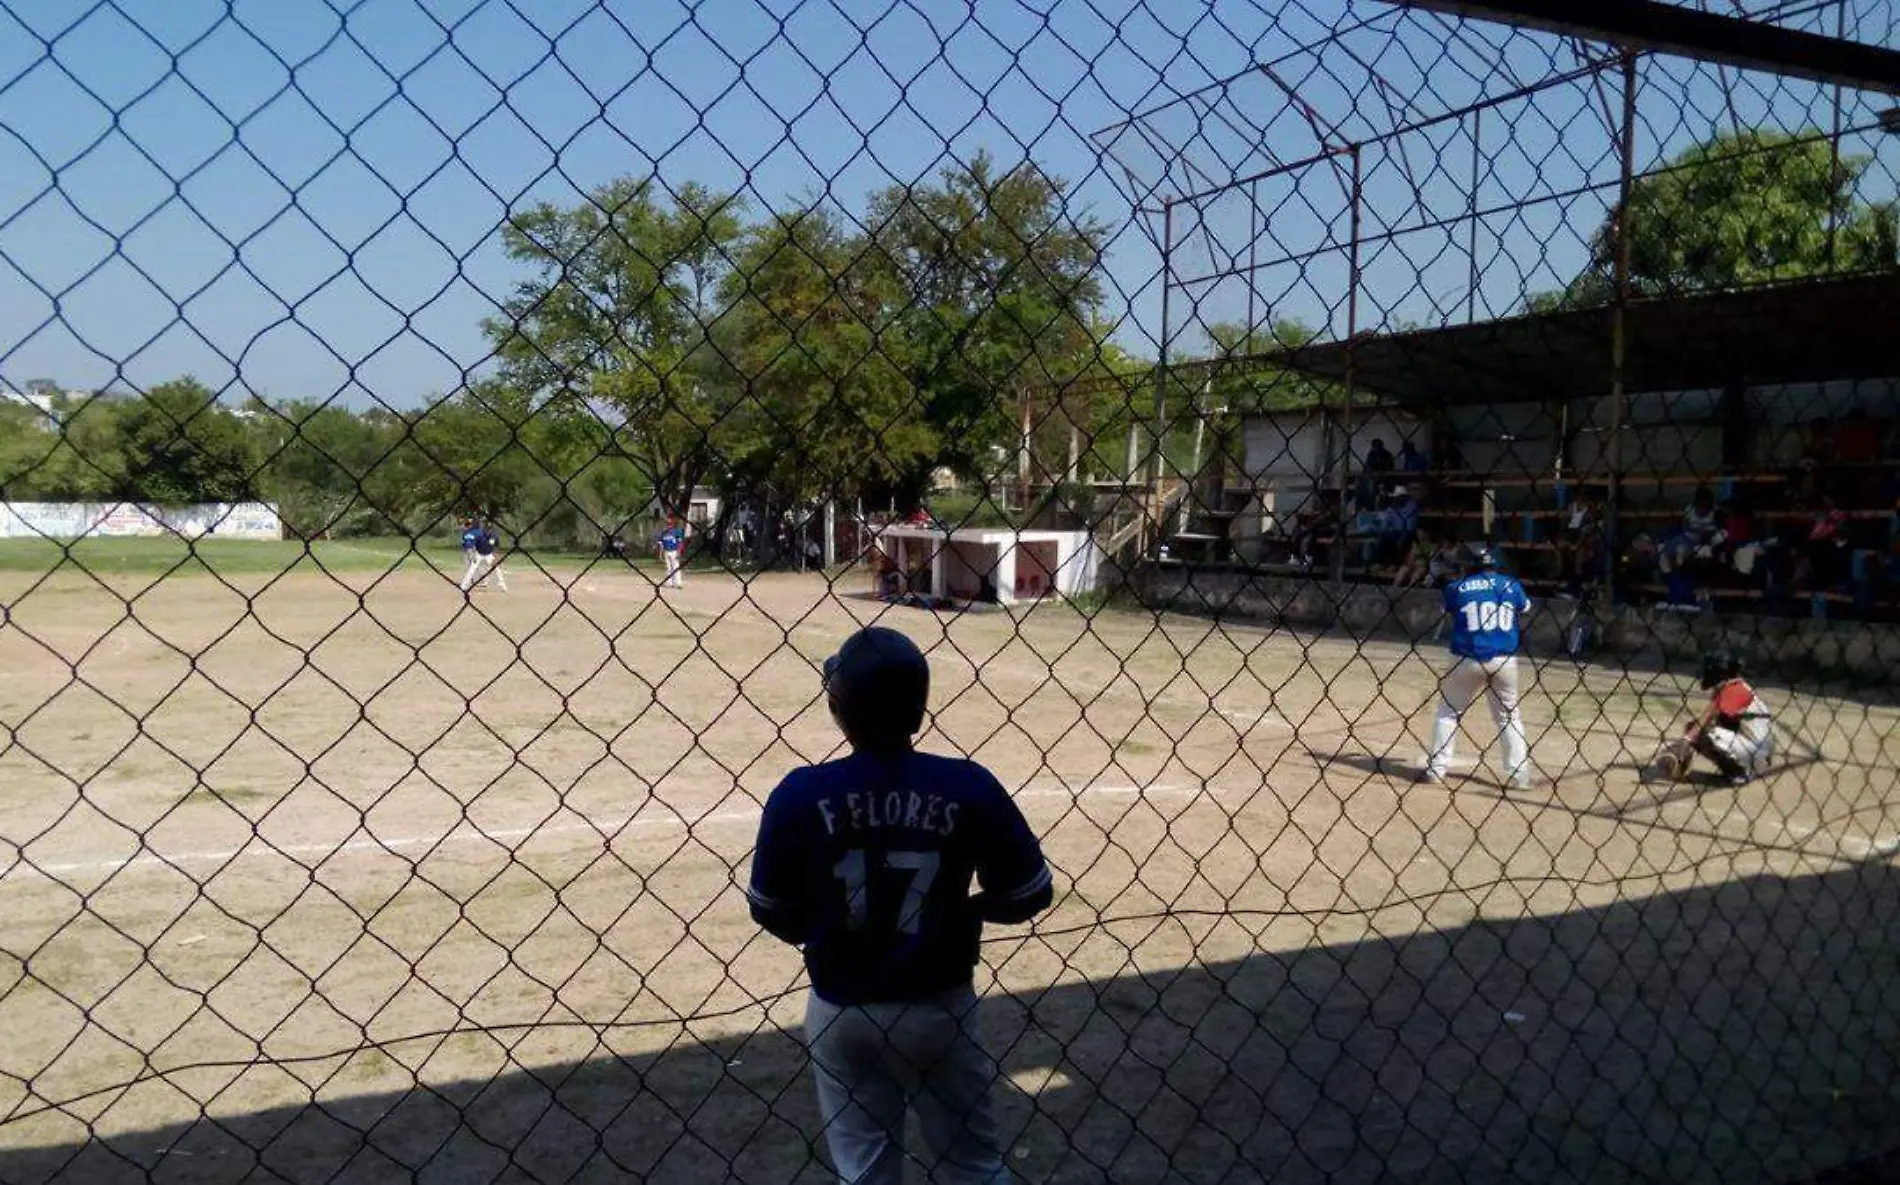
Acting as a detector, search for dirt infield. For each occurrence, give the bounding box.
[1,563,1896,1182]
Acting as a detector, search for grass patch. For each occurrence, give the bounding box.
[0,537,604,579]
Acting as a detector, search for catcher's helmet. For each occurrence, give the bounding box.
[823,626,930,749]
[1699,648,1743,690]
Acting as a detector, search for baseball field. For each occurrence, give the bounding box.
[1,543,1897,1183]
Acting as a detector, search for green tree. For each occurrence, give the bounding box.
[0,400,58,497]
[400,384,540,525]
[868,152,1109,483]
[1533,129,1900,310]
[118,379,258,503]
[715,207,935,506]
[250,399,405,537]
[0,394,130,500]
[483,178,747,512]
[1202,318,1343,411]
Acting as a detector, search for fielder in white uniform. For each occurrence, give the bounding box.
[1422,546,1533,789]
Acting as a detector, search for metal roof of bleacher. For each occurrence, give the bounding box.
[1271,270,1900,406]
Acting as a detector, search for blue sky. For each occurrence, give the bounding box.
[1,0,1892,410]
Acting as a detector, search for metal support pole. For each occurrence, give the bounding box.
[1606,51,1639,614]
[1332,146,1364,590]
[1466,106,1484,324]
[1017,386,1033,509]
[1151,203,1175,552]
[1824,0,1848,271]
[823,498,836,569]
[1184,377,1209,535]
[1246,180,1261,342]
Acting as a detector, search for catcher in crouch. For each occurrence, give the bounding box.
[1651,650,1774,786]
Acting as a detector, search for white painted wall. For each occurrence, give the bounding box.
[0,502,282,540]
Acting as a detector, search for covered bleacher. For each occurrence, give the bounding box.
[1211,271,1900,619]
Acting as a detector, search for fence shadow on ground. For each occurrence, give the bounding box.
[3,860,1896,1185]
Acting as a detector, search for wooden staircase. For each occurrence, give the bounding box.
[1098,479,1187,562]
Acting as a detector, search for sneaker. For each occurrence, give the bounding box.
[1508,770,1535,791]
[1728,772,1751,788]
[1414,769,1443,785]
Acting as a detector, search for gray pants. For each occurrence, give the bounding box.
[804,988,1011,1185]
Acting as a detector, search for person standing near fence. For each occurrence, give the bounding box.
[1421,545,1533,788]
[746,626,1053,1185]
[657,516,687,589]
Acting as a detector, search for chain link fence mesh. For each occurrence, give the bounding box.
[1,1,1898,1182]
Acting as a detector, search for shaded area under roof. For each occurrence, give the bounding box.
[1272,271,1900,406]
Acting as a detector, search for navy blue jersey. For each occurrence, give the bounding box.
[747,751,1049,1006]
[460,526,482,550]
[1443,571,1530,661]
[476,530,499,556]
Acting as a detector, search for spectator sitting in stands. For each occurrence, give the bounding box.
[1392,523,1447,590]
[1378,482,1423,564]
[1365,437,1395,477]
[1720,499,1761,583]
[1617,533,1660,605]
[1360,438,1395,506]
[1786,416,1834,506]
[1554,494,1602,595]
[1290,490,1345,569]
[1399,440,1429,475]
[1662,485,1723,575]
[1806,494,1851,590]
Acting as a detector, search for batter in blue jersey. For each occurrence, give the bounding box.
[1421,546,1533,788]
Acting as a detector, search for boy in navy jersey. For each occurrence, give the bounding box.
[1422,545,1534,788]
[747,626,1052,1184]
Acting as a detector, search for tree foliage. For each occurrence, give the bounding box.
[1532,129,1900,311]
[869,152,1109,481]
[714,208,935,502]
[9,158,1141,534]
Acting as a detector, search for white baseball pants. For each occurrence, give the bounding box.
[663,550,683,587]
[459,553,505,592]
[804,988,1011,1185]
[1426,655,1529,782]
[1698,722,1773,776]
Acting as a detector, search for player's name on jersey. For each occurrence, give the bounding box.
[816,790,961,838]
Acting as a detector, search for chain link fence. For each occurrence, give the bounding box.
[2,1,1898,1182]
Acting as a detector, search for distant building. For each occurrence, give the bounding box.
[0,380,55,416]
